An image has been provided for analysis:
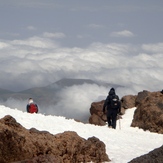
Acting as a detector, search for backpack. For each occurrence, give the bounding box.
[110,95,119,109]
[29,103,38,113]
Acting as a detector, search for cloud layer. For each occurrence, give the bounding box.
[0,36,163,120]
[0,37,163,93]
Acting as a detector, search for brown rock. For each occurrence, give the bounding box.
[0,115,110,163]
[89,113,106,126]
[89,100,107,126]
[131,91,163,134]
[90,100,104,116]
[135,90,150,106]
[120,94,136,115]
[13,154,62,163]
[121,95,137,109]
[129,145,163,163]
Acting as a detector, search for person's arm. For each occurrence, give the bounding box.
[103,96,109,113]
[103,102,106,113]
[35,104,38,113]
[26,104,30,113]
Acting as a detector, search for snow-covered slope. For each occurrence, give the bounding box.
[0,105,162,163]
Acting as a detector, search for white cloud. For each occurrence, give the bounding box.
[0,42,9,49]
[87,24,105,29]
[0,37,163,123]
[11,36,58,48]
[142,43,163,53]
[110,30,135,37]
[43,32,66,39]
[27,26,37,31]
[49,84,107,120]
[0,37,163,96]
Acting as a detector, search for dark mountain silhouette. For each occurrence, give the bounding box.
[0,78,122,100]
[47,78,122,89]
[0,78,123,107]
[0,88,14,94]
[0,78,123,122]
[0,88,15,101]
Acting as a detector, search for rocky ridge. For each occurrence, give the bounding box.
[89,90,163,134]
[0,115,109,163]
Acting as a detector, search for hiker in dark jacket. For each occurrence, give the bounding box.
[26,98,38,113]
[103,88,121,129]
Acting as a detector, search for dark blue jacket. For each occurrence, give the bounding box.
[103,88,121,113]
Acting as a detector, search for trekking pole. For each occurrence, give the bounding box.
[119,118,121,130]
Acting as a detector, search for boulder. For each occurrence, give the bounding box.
[121,95,137,110]
[89,113,106,126]
[90,100,105,116]
[131,91,163,134]
[0,115,110,163]
[89,100,107,126]
[135,90,150,106]
[129,145,163,163]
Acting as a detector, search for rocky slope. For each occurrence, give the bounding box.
[0,115,109,163]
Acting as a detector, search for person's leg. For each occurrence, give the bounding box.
[107,111,112,127]
[111,112,117,129]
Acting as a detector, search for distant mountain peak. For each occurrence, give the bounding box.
[54,78,97,87]
[50,78,123,89]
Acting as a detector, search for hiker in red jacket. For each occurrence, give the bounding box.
[26,98,38,113]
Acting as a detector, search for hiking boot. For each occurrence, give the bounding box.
[108,126,112,128]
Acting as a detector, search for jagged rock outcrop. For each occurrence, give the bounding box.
[131,91,163,134]
[89,100,107,126]
[129,145,163,163]
[0,115,110,163]
[135,90,150,106]
[121,95,137,111]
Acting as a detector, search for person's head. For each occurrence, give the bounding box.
[28,98,34,104]
[110,88,115,91]
[108,87,115,95]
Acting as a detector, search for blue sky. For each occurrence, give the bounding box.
[0,0,163,95]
